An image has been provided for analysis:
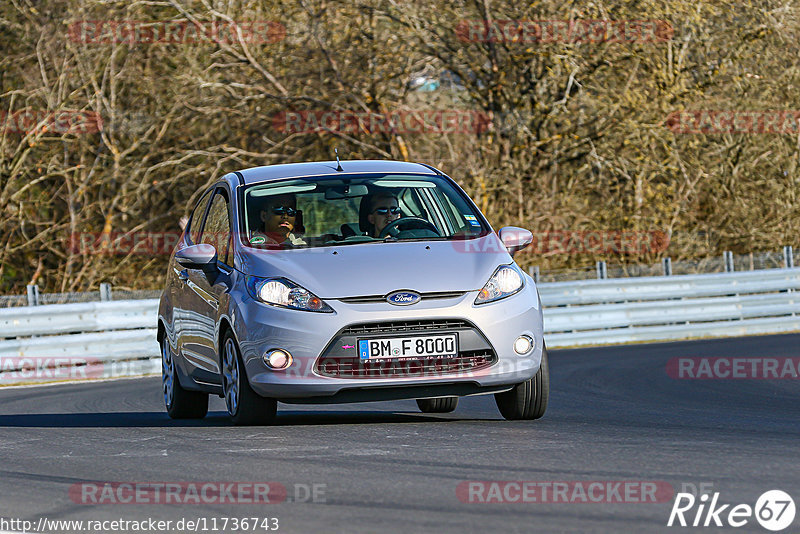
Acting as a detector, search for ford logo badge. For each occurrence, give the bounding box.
[386,291,421,306]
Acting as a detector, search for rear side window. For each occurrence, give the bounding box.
[200,191,232,266]
[187,189,213,244]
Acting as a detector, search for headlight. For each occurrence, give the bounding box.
[475,264,524,305]
[245,276,334,313]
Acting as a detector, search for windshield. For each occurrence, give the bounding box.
[240,173,488,249]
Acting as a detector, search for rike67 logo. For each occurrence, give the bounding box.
[668,490,796,531]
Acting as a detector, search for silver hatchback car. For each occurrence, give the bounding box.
[158,160,548,425]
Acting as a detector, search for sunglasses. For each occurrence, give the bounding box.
[373,206,401,216]
[270,206,297,216]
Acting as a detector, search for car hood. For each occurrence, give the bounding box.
[235,234,513,299]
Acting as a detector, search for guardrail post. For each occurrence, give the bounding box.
[662,257,672,276]
[724,251,734,272]
[784,246,794,269]
[596,261,607,279]
[527,266,540,284]
[26,284,40,306]
[100,283,112,301]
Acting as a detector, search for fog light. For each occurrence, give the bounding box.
[264,349,292,370]
[514,335,534,355]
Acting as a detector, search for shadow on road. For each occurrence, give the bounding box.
[0,410,471,428]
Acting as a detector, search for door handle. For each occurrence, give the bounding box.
[178,269,189,282]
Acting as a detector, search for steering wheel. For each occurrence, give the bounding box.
[378,217,441,238]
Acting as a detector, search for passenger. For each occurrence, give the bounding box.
[251,193,306,246]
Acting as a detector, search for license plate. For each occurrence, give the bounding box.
[358,334,458,360]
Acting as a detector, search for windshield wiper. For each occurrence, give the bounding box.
[389,236,450,242]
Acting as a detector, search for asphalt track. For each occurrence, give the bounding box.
[0,333,798,534]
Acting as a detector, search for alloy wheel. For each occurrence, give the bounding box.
[162,339,175,409]
[222,337,240,415]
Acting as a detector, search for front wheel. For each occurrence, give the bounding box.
[495,343,549,420]
[416,397,458,413]
[221,330,277,426]
[162,337,208,419]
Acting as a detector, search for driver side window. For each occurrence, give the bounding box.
[187,189,213,245]
[200,191,232,266]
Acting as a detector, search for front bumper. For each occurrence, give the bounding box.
[233,281,543,401]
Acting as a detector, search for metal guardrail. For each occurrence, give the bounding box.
[546,316,800,347]
[0,329,159,362]
[0,300,157,337]
[539,268,800,347]
[538,268,800,305]
[544,292,800,331]
[0,300,160,380]
[1,268,799,383]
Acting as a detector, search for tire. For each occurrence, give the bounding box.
[221,330,277,426]
[495,343,549,420]
[162,336,208,419]
[416,396,459,413]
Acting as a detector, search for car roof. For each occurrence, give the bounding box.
[236,160,440,185]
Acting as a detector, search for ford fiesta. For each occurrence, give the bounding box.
[158,160,548,425]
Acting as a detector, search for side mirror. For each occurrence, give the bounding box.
[176,243,218,271]
[498,227,533,257]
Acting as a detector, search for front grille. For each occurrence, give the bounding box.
[341,319,471,336]
[339,291,466,304]
[315,349,496,379]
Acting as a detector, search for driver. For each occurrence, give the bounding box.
[367,192,401,237]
